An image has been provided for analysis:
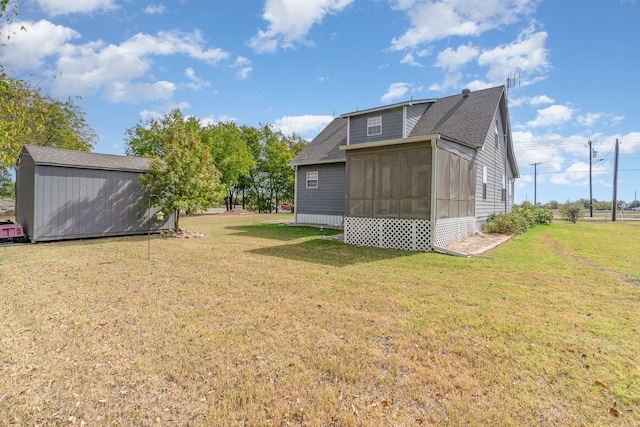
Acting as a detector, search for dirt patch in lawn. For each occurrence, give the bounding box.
[445,232,514,255]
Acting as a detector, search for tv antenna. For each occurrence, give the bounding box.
[506,72,520,102]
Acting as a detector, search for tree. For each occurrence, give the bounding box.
[26,95,98,150]
[0,72,42,168]
[0,168,13,197]
[125,109,224,232]
[200,122,254,211]
[1,3,96,169]
[240,125,306,212]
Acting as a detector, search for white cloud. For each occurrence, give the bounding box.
[103,80,175,103]
[435,44,479,72]
[249,0,355,53]
[232,56,253,80]
[611,115,624,126]
[144,4,167,15]
[620,132,640,153]
[273,115,334,137]
[477,26,549,82]
[381,82,412,102]
[199,115,238,127]
[35,0,117,16]
[390,0,538,51]
[530,95,554,105]
[509,94,553,107]
[526,105,575,128]
[577,112,602,127]
[2,21,231,103]
[0,20,80,69]
[184,67,211,90]
[400,52,423,67]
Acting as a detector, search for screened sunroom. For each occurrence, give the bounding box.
[342,138,477,251]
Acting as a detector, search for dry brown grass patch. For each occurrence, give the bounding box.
[1,215,639,425]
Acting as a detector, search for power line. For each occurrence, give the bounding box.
[518,168,640,176]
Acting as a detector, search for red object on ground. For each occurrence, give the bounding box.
[0,222,24,239]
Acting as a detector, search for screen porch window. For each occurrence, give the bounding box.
[367,116,382,136]
[306,171,318,188]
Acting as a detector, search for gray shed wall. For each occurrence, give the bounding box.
[296,163,345,216]
[17,164,174,242]
[15,154,36,238]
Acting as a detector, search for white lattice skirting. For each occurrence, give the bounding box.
[344,217,432,251]
[433,216,476,248]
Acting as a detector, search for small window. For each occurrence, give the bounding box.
[367,116,382,136]
[306,171,318,189]
[482,166,488,200]
[501,174,506,202]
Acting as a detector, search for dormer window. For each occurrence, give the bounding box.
[367,116,382,136]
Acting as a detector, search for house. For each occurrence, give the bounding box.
[290,85,519,251]
[15,145,175,242]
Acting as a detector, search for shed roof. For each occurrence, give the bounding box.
[20,145,152,172]
[289,118,347,166]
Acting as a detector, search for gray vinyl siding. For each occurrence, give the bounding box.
[17,164,173,242]
[405,104,429,137]
[349,108,404,145]
[475,111,511,229]
[296,163,345,216]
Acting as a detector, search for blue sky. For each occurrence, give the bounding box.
[2,0,640,205]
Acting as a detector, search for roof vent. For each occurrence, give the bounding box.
[462,88,471,98]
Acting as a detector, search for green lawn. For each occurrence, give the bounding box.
[1,214,638,425]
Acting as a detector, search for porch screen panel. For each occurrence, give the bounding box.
[347,153,374,217]
[449,154,460,217]
[400,148,431,219]
[436,149,450,219]
[374,151,400,217]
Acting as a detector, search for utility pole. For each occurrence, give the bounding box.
[612,138,619,221]
[588,140,593,217]
[530,162,542,205]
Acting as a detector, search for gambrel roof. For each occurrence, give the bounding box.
[290,85,513,169]
[19,145,152,173]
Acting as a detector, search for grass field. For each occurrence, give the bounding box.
[1,213,639,426]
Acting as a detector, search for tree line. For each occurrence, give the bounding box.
[1,68,306,231]
[125,109,306,231]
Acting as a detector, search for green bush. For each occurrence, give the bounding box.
[484,202,553,234]
[484,212,527,234]
[559,202,584,223]
[513,201,553,225]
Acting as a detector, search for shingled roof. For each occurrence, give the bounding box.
[290,85,507,166]
[409,85,504,147]
[290,118,347,166]
[20,145,152,173]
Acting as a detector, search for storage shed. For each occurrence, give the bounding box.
[15,145,175,242]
